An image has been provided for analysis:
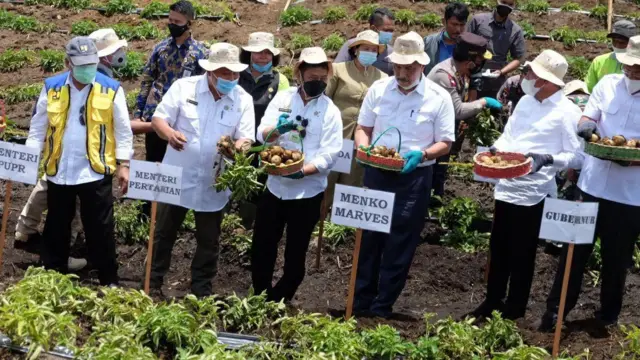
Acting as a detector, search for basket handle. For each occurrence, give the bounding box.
[366,126,402,155]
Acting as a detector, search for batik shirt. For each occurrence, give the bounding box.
[134,36,208,121]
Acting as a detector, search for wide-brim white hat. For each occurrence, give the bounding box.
[564,80,590,95]
[617,35,640,66]
[293,47,333,77]
[198,43,248,72]
[525,49,567,86]
[242,32,281,56]
[387,31,430,66]
[89,28,128,57]
[348,30,385,54]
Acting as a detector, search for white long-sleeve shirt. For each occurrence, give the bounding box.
[153,75,255,211]
[578,74,640,206]
[493,91,582,206]
[26,75,133,186]
[257,87,343,200]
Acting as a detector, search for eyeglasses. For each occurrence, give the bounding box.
[79,105,86,126]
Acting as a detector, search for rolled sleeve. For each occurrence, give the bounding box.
[26,87,48,150]
[257,91,287,144]
[310,107,343,173]
[152,80,181,128]
[434,94,456,142]
[113,87,133,160]
[357,86,377,127]
[236,97,256,142]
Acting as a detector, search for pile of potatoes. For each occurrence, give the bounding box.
[478,155,524,168]
[260,145,303,167]
[367,145,403,160]
[217,135,235,158]
[590,134,640,148]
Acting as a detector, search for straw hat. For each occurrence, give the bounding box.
[525,49,568,86]
[293,47,333,77]
[348,30,385,54]
[198,43,248,72]
[387,31,430,66]
[563,80,590,95]
[89,28,128,58]
[617,35,640,66]
[242,32,280,56]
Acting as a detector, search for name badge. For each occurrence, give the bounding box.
[182,65,194,78]
[187,99,198,106]
[278,108,292,113]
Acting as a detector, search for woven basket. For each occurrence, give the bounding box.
[584,142,640,161]
[355,126,405,172]
[473,152,531,179]
[262,156,305,176]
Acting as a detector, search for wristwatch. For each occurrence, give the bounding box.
[422,149,430,162]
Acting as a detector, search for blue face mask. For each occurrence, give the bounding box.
[252,61,273,73]
[213,74,238,95]
[379,31,393,45]
[72,64,97,85]
[357,51,377,66]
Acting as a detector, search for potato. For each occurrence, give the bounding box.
[493,156,502,162]
[509,160,521,165]
[393,153,402,159]
[271,155,282,165]
[626,140,638,148]
[285,159,294,165]
[603,138,615,146]
[612,135,626,146]
[283,150,293,160]
[479,155,491,163]
[590,134,599,143]
[291,151,302,161]
[499,161,508,167]
[260,151,270,160]
[270,146,284,156]
[387,148,396,157]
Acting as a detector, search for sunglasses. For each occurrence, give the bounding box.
[79,105,86,126]
[295,115,308,138]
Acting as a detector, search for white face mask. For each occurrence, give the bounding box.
[613,47,627,55]
[398,75,421,90]
[624,76,640,95]
[520,78,541,97]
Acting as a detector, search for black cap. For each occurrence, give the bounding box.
[458,32,493,60]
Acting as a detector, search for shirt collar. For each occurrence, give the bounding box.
[391,75,426,95]
[539,89,563,105]
[197,74,238,102]
[245,67,273,82]
[490,11,510,27]
[170,35,194,48]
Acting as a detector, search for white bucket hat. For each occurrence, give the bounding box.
[293,47,333,77]
[525,49,568,86]
[89,28,128,58]
[617,35,640,66]
[198,43,248,72]
[387,31,430,66]
[564,80,590,95]
[242,32,280,56]
[348,30,385,54]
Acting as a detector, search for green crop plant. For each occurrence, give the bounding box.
[138,302,198,350]
[84,287,153,323]
[589,4,608,19]
[207,1,236,22]
[464,0,491,9]
[551,26,584,47]
[182,294,224,328]
[395,9,418,26]
[567,56,591,79]
[361,325,413,359]
[493,345,550,359]
[406,336,440,359]
[322,33,345,52]
[424,314,485,358]
[114,200,150,244]
[0,83,42,105]
[140,0,170,18]
[25,0,90,9]
[0,10,53,33]
[617,324,640,358]
[437,197,489,252]
[275,65,293,82]
[39,49,65,72]
[104,0,136,16]
[181,209,196,231]
[520,0,549,14]
[0,49,36,72]
[126,88,140,113]
[221,290,286,333]
[116,51,146,79]
[114,22,164,41]
[478,311,523,353]
[353,3,378,21]
[468,108,502,146]
[420,12,441,28]
[221,213,243,234]
[71,20,99,35]
[629,11,640,19]
[219,212,252,259]
[214,152,263,202]
[77,320,157,360]
[585,30,608,43]
[560,1,582,11]
[280,6,313,26]
[313,220,354,251]
[287,33,314,51]
[323,6,347,23]
[521,21,536,39]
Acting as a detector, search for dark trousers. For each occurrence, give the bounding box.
[354,166,433,316]
[546,191,640,321]
[486,199,544,319]
[149,203,222,296]
[42,177,117,285]
[432,154,449,197]
[251,190,323,302]
[142,132,168,217]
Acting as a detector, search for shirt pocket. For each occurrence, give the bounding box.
[406,107,434,141]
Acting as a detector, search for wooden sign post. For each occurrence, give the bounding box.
[607,0,614,32]
[538,198,599,357]
[0,181,12,267]
[330,184,395,320]
[127,160,183,295]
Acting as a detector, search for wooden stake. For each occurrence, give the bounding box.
[345,228,363,320]
[552,243,575,358]
[315,195,327,269]
[143,201,158,295]
[607,0,614,32]
[0,181,12,267]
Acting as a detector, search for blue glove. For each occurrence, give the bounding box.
[526,153,554,173]
[284,170,305,179]
[577,121,598,141]
[484,97,503,110]
[401,150,423,174]
[489,146,497,155]
[358,145,371,153]
[277,113,297,134]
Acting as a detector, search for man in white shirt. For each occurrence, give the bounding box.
[538,36,640,330]
[150,43,255,297]
[26,37,133,285]
[251,47,343,302]
[353,32,456,318]
[470,50,582,320]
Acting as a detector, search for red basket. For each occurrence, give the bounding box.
[356,149,404,171]
[473,152,532,179]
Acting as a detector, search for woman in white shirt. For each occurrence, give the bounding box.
[251,48,343,302]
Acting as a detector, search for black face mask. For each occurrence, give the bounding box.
[496,5,512,18]
[303,80,327,99]
[168,23,189,38]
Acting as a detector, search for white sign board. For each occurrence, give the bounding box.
[539,198,598,244]
[127,160,183,206]
[0,141,40,185]
[473,146,498,184]
[331,184,395,233]
[332,139,354,174]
